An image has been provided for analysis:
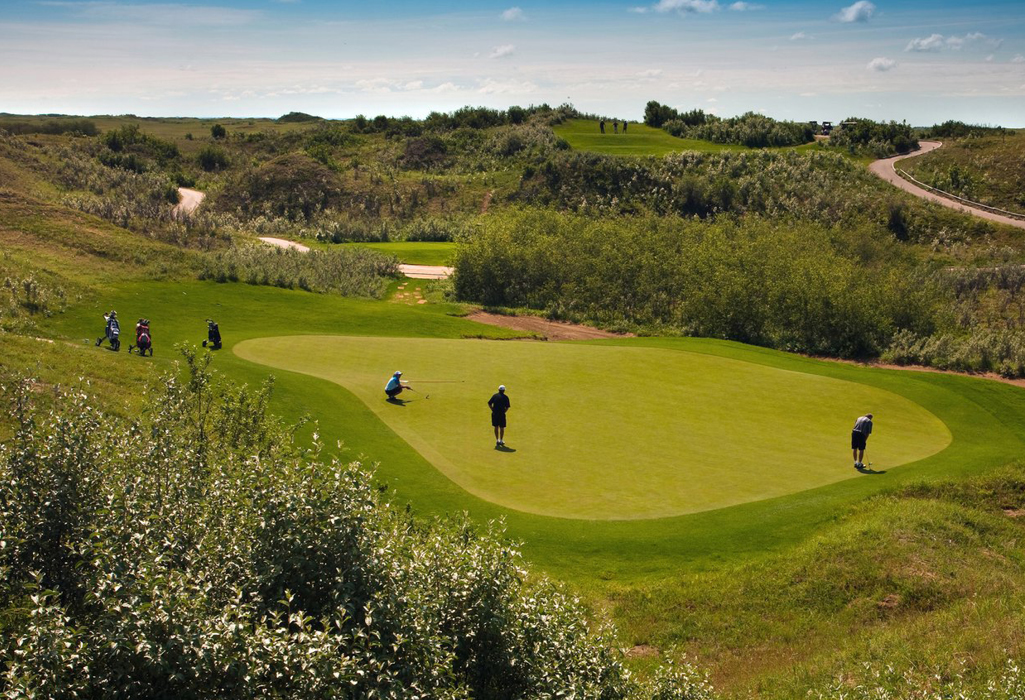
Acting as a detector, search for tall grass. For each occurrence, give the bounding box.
[199,244,398,297]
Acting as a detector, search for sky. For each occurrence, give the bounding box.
[1,0,1024,125]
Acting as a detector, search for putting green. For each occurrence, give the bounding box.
[235,335,951,521]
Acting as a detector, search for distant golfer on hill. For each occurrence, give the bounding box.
[488,385,511,447]
[851,413,873,469]
[385,371,410,400]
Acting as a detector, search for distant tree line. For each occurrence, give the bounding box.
[348,104,576,139]
[644,101,813,147]
[826,117,917,156]
[0,118,98,137]
[921,120,1009,139]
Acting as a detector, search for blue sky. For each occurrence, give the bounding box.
[2,0,1024,125]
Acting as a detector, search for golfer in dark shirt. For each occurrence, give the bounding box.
[488,385,511,447]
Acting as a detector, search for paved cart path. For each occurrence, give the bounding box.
[869,142,1025,230]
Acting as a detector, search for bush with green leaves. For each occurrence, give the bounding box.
[827,117,918,157]
[454,209,935,357]
[0,274,67,330]
[664,112,813,148]
[199,243,397,297]
[196,145,229,172]
[220,153,344,222]
[0,354,715,699]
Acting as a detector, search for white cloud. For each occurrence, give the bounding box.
[653,0,720,14]
[501,7,525,21]
[790,31,807,41]
[907,32,1000,52]
[427,82,461,94]
[637,68,663,77]
[905,34,944,52]
[628,6,649,12]
[355,78,394,94]
[489,44,515,59]
[986,54,995,62]
[729,2,764,10]
[867,56,896,72]
[835,1,875,23]
[477,78,537,95]
[1013,54,1025,64]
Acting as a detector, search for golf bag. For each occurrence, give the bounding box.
[202,320,222,350]
[129,320,152,356]
[96,313,120,351]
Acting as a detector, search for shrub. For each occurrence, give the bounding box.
[827,117,918,157]
[400,135,450,170]
[221,153,343,221]
[454,210,933,357]
[210,123,227,139]
[196,145,229,171]
[198,243,397,297]
[664,112,812,148]
[0,356,713,700]
[0,118,98,136]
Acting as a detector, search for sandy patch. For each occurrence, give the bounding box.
[466,311,633,341]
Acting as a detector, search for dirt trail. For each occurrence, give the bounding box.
[173,187,205,217]
[398,264,453,280]
[258,237,311,253]
[255,237,452,278]
[466,311,632,341]
[869,142,1025,231]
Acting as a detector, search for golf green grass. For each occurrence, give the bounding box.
[41,280,1025,580]
[554,119,820,156]
[235,335,951,520]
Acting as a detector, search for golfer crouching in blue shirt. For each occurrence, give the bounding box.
[385,371,411,401]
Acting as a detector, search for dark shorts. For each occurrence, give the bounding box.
[386,387,402,398]
[491,412,507,428]
[851,430,867,450]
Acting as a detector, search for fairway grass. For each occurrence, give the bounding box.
[554,119,820,156]
[38,280,1025,580]
[235,335,951,520]
[349,241,457,266]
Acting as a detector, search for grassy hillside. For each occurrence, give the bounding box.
[5,110,1025,696]
[902,131,1025,216]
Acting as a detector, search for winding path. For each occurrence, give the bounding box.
[174,188,451,278]
[869,142,1025,231]
[173,187,205,217]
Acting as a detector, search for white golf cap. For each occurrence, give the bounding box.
[394,371,402,376]
[498,385,506,391]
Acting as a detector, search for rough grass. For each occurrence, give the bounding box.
[902,132,1025,215]
[606,466,1025,697]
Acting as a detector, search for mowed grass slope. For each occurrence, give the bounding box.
[235,335,950,519]
[350,241,456,266]
[36,280,1025,583]
[554,119,820,156]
